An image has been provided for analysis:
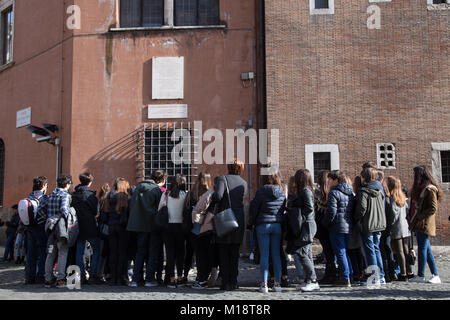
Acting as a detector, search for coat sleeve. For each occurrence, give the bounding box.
[323,190,337,227]
[248,188,263,226]
[354,191,367,223]
[420,188,438,218]
[211,176,225,205]
[301,189,314,218]
[192,192,213,224]
[157,192,168,211]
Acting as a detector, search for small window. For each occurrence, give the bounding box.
[0,139,4,207]
[310,0,334,15]
[120,0,164,28]
[175,0,219,26]
[433,0,446,3]
[440,151,450,183]
[313,152,331,182]
[0,3,13,65]
[377,143,396,169]
[315,0,329,9]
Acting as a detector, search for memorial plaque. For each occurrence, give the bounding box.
[148,104,188,119]
[152,57,184,100]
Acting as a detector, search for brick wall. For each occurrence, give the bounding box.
[265,1,450,244]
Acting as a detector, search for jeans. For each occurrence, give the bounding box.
[293,254,304,277]
[249,229,255,254]
[295,243,317,282]
[45,236,69,281]
[14,232,26,259]
[256,223,282,283]
[76,237,101,277]
[361,231,385,279]
[3,232,15,260]
[25,227,47,281]
[416,232,438,277]
[329,232,353,280]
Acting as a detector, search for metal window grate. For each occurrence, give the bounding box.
[441,151,450,183]
[313,152,331,182]
[0,139,4,207]
[136,123,198,191]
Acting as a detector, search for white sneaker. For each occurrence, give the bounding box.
[272,285,282,293]
[128,281,138,287]
[379,277,387,285]
[259,285,269,293]
[300,282,320,292]
[249,252,254,261]
[428,275,442,284]
[409,276,426,283]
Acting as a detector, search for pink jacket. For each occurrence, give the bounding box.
[192,190,215,235]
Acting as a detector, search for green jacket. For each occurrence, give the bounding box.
[354,186,386,234]
[127,180,162,233]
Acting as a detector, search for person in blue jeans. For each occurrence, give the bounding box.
[409,165,442,284]
[354,167,387,286]
[323,170,354,287]
[249,167,286,293]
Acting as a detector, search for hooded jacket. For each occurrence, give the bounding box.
[387,198,410,240]
[249,185,286,226]
[127,180,162,233]
[354,183,386,234]
[323,183,354,234]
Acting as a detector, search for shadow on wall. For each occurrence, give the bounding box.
[84,129,142,188]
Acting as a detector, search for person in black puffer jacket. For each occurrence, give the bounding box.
[323,170,354,287]
[286,169,319,293]
[249,167,286,293]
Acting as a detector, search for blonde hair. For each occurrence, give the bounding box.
[386,176,406,207]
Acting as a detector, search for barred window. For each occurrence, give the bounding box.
[120,0,164,28]
[440,151,450,183]
[137,123,197,191]
[313,152,331,182]
[175,0,219,26]
[315,0,329,9]
[0,139,4,207]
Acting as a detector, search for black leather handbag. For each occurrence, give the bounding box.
[213,177,239,238]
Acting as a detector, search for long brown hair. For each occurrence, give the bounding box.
[294,169,314,195]
[191,172,212,202]
[262,167,284,192]
[317,170,330,203]
[98,183,110,211]
[386,176,406,207]
[167,174,187,198]
[104,178,130,213]
[410,165,443,202]
[353,176,362,194]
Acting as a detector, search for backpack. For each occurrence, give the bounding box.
[57,207,79,247]
[18,195,42,226]
[35,199,48,226]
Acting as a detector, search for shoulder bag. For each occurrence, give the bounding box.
[213,176,239,238]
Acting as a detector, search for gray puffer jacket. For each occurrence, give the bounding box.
[387,198,410,240]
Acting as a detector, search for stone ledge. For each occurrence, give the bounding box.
[427,3,450,10]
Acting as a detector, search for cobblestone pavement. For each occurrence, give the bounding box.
[0,246,449,300]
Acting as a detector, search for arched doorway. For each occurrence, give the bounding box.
[0,139,4,207]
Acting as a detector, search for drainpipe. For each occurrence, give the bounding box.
[164,0,174,27]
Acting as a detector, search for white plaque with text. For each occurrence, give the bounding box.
[148,104,188,119]
[16,107,32,128]
[152,57,184,100]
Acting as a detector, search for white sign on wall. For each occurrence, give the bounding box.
[16,107,32,128]
[152,57,184,100]
[148,104,188,119]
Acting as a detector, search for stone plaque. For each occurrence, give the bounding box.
[152,57,184,100]
[16,107,32,128]
[148,104,188,119]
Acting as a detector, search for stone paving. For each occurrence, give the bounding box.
[0,246,449,300]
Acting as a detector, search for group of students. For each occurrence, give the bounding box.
[248,162,442,293]
[7,159,444,292]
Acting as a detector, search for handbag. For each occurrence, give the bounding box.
[213,176,239,238]
[406,234,416,266]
